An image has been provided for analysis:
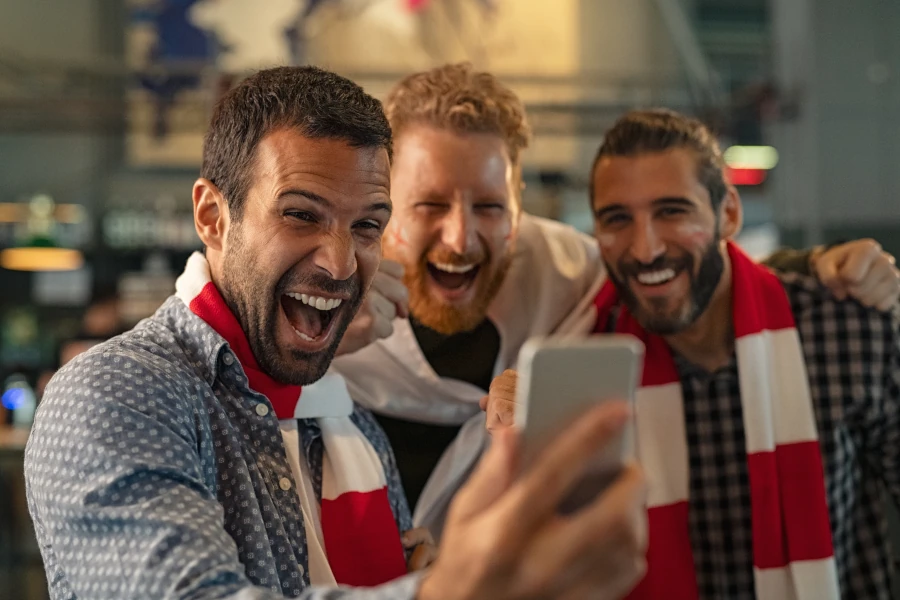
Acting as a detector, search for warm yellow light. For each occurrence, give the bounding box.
[723,145,779,170]
[0,203,86,224]
[0,247,84,271]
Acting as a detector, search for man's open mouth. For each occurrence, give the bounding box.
[426,261,481,291]
[280,292,345,342]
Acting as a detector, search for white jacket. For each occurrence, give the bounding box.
[310,214,605,538]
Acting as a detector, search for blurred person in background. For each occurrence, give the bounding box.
[485,109,900,600]
[325,62,900,538]
[23,66,650,600]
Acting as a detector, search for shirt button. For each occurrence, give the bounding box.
[223,353,235,366]
[256,404,269,417]
[279,478,292,491]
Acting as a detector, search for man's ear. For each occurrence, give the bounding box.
[193,178,229,252]
[717,185,743,240]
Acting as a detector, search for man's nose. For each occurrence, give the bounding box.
[629,215,667,265]
[440,205,477,256]
[314,230,357,281]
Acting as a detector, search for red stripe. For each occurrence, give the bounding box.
[627,502,699,600]
[614,301,679,387]
[593,279,620,333]
[728,243,795,337]
[321,487,408,587]
[747,441,834,568]
[777,442,835,562]
[189,282,302,419]
[190,283,256,361]
[746,450,789,568]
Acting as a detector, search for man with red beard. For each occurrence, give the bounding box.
[320,63,900,539]
[485,109,900,599]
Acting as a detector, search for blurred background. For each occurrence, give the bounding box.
[0,0,898,597]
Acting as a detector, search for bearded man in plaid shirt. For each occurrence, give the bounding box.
[487,108,899,600]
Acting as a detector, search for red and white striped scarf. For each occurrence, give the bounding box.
[175,252,407,587]
[594,242,839,600]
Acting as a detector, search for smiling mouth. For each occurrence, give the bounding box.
[426,262,481,291]
[280,292,344,342]
[634,267,680,287]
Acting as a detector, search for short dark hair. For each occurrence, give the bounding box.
[201,66,393,218]
[589,108,728,209]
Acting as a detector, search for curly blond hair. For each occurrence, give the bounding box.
[384,62,532,165]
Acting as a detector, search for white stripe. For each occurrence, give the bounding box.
[296,373,353,419]
[768,328,819,445]
[175,252,211,305]
[320,418,387,500]
[737,330,818,455]
[635,382,689,507]
[754,558,840,600]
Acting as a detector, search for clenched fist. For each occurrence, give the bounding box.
[337,259,409,356]
[814,239,899,311]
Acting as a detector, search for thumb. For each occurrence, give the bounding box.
[449,428,518,522]
[816,248,848,298]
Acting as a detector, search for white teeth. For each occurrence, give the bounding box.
[285,293,343,311]
[637,268,677,285]
[293,328,315,342]
[432,262,476,274]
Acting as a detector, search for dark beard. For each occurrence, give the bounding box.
[608,237,725,335]
[219,229,363,386]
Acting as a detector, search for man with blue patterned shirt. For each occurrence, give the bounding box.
[25,66,649,600]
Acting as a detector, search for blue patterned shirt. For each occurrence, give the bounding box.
[25,296,421,599]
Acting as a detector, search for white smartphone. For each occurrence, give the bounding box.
[515,334,644,514]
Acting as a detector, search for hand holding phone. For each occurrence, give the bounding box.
[514,334,644,513]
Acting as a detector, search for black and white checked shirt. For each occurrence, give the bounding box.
[607,271,900,599]
[681,272,899,599]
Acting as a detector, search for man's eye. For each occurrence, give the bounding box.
[285,211,316,223]
[603,214,630,225]
[354,220,383,231]
[658,207,686,217]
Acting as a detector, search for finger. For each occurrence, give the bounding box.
[815,247,844,289]
[553,555,646,600]
[372,274,410,319]
[379,258,405,279]
[402,527,435,548]
[513,464,647,595]
[369,291,398,321]
[839,242,882,286]
[864,273,900,311]
[371,313,394,341]
[394,299,410,320]
[489,369,518,397]
[493,402,631,537]
[479,394,489,411]
[845,269,883,306]
[449,428,519,522]
[486,399,517,432]
[408,543,439,572]
[372,269,410,305]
